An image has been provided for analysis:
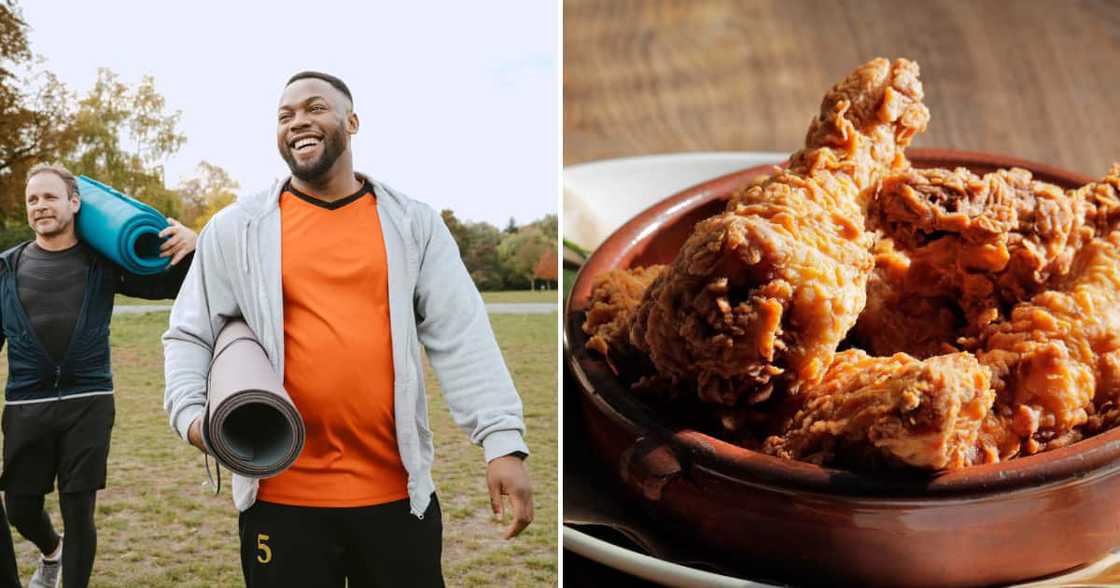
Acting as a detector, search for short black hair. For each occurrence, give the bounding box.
[286,71,353,108]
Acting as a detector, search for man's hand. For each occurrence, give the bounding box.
[187,415,208,454]
[159,217,198,266]
[487,454,533,539]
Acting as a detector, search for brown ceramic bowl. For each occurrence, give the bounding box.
[564,149,1120,588]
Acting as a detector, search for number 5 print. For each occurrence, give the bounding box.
[257,533,272,564]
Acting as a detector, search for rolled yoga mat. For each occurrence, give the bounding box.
[204,319,305,478]
[75,176,170,275]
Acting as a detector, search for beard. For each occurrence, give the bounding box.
[30,214,73,238]
[281,125,348,183]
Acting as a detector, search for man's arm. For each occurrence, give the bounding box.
[117,218,198,300]
[162,219,239,447]
[413,205,533,538]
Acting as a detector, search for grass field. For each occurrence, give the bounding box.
[0,311,557,586]
[479,291,557,304]
[115,290,558,306]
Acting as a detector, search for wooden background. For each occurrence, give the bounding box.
[564,0,1120,178]
[564,1,1120,584]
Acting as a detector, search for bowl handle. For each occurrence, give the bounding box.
[620,436,684,501]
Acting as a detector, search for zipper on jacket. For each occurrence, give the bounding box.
[242,221,251,273]
[54,366,62,399]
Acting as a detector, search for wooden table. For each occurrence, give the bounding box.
[564,0,1120,178]
[564,1,1120,584]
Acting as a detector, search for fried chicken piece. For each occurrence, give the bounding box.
[870,165,1120,331]
[582,265,666,357]
[762,349,993,470]
[852,238,962,358]
[976,231,1120,458]
[627,58,929,406]
[1079,164,1120,234]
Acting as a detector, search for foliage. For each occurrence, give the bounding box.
[176,161,238,230]
[1,3,192,223]
[498,225,553,289]
[532,247,557,281]
[442,210,557,291]
[1,1,553,294]
[0,217,30,251]
[62,69,186,219]
[0,4,76,218]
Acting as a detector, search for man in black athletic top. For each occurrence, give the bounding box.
[0,164,197,588]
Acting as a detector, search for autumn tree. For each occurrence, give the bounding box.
[462,221,505,290]
[0,2,75,220]
[177,161,238,230]
[63,68,186,218]
[498,224,553,289]
[441,209,468,249]
[441,209,506,290]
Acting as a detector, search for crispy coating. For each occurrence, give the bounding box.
[853,238,962,358]
[628,58,929,406]
[763,349,993,469]
[871,165,1120,330]
[1079,164,1120,235]
[582,265,666,357]
[976,231,1120,459]
[577,55,1120,471]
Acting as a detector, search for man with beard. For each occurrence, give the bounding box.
[163,71,533,586]
[0,164,197,588]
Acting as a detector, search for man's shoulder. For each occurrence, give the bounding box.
[368,178,443,231]
[0,240,32,272]
[203,180,282,234]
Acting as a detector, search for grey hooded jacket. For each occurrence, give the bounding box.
[162,173,529,516]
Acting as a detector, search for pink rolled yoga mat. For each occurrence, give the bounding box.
[203,319,305,478]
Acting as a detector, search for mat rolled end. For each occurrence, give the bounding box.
[206,320,306,478]
[75,176,171,275]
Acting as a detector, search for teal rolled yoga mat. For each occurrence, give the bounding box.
[75,176,170,275]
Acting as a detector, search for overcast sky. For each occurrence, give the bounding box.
[18,1,559,227]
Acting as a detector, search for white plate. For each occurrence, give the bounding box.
[563,152,785,252]
[567,522,1120,588]
[564,526,779,588]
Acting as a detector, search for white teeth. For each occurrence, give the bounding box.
[294,138,320,151]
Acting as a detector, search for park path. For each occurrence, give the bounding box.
[113,303,556,315]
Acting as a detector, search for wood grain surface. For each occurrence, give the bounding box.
[564,0,1120,178]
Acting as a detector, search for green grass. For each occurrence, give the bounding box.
[0,310,557,586]
[479,291,557,304]
[116,290,558,306]
[112,294,161,306]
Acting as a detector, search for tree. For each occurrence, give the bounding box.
[497,225,552,289]
[440,209,507,291]
[537,213,557,241]
[63,69,186,218]
[532,246,558,290]
[177,161,238,230]
[462,221,505,290]
[0,2,196,235]
[441,209,468,251]
[0,2,76,218]
[504,216,518,234]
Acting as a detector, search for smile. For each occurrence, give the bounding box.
[289,135,323,153]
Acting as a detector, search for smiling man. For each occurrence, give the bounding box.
[0,164,197,588]
[163,71,533,587]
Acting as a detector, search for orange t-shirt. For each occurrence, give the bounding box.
[257,180,409,507]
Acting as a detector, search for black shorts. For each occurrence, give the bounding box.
[0,394,115,495]
[239,494,444,588]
